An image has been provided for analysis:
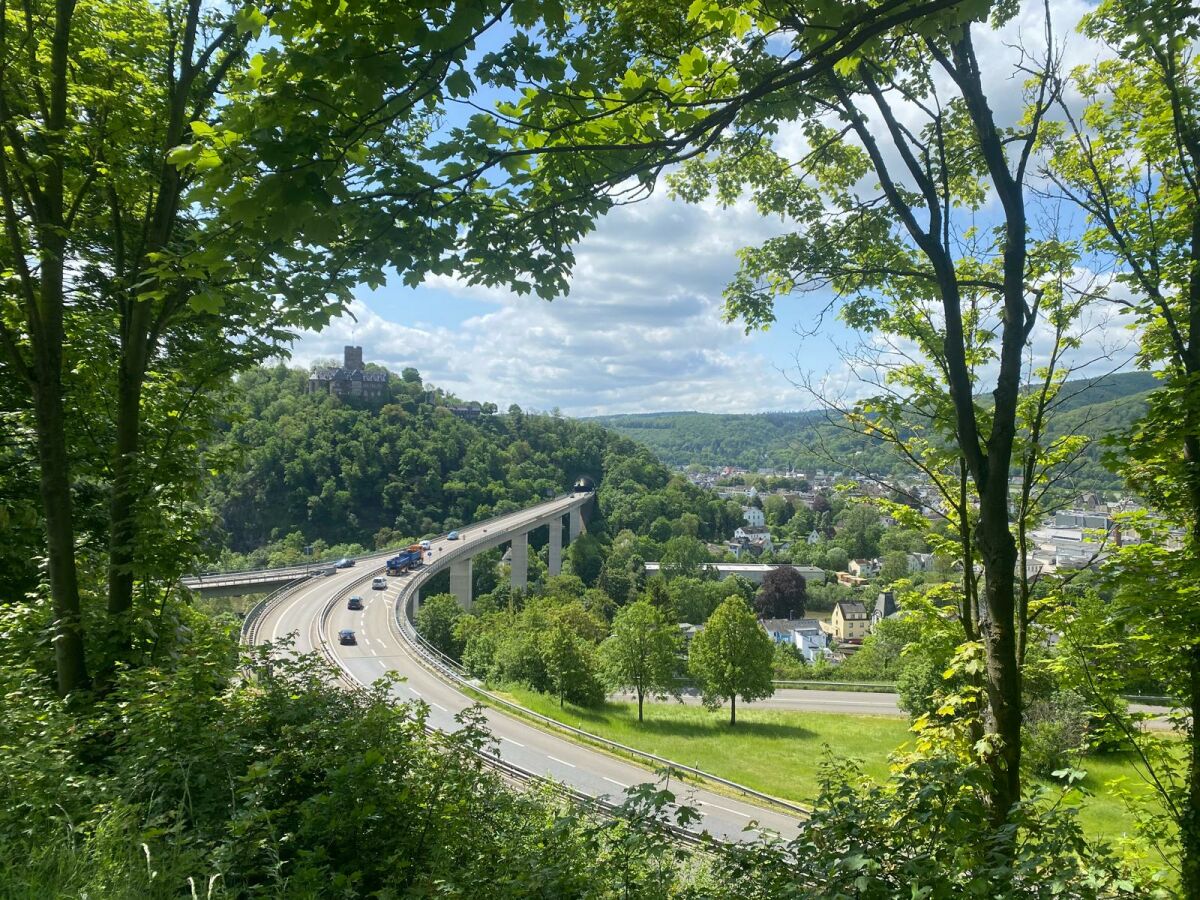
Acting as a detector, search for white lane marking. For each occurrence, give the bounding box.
[547,755,576,769]
[501,737,525,748]
[430,701,449,712]
[697,801,750,818]
[603,777,627,788]
[408,686,423,698]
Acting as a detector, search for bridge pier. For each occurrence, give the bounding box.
[450,558,473,610]
[510,531,528,591]
[569,505,583,542]
[548,515,563,577]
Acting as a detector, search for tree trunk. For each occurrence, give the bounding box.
[637,688,644,723]
[730,694,736,727]
[30,302,89,696]
[975,489,1022,822]
[1181,432,1200,898]
[105,327,148,665]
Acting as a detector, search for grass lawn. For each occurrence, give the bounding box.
[497,686,1173,846]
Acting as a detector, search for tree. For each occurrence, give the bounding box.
[599,600,681,722]
[660,535,710,580]
[754,567,808,620]
[0,0,590,693]
[542,622,603,709]
[688,595,774,725]
[1046,1,1200,886]
[878,552,910,586]
[415,594,465,661]
[566,533,604,586]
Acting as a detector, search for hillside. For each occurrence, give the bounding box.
[204,366,739,558]
[588,372,1159,488]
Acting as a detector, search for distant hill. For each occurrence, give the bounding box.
[587,372,1159,490]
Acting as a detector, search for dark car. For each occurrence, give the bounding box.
[346,595,364,611]
[335,557,355,569]
[338,629,357,645]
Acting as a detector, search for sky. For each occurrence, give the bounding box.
[286,0,1132,417]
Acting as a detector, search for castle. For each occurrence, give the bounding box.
[306,346,387,401]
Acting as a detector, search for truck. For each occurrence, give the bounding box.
[386,547,425,576]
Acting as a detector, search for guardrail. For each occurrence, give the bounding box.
[303,555,709,847]
[240,576,313,647]
[390,536,808,821]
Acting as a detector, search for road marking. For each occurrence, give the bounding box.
[547,755,576,769]
[430,701,449,712]
[697,801,750,818]
[501,737,525,748]
[603,777,627,788]
[408,686,422,698]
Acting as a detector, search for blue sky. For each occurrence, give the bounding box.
[288,0,1131,416]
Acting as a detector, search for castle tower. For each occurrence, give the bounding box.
[343,345,364,370]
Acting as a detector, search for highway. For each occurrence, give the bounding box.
[253,496,803,843]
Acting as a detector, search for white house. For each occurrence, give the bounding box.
[806,529,822,545]
[907,552,934,573]
[742,506,766,528]
[733,525,774,552]
[848,558,880,578]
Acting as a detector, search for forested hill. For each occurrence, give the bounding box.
[204,366,738,557]
[587,372,1160,482]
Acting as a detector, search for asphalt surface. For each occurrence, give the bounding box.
[256,496,802,843]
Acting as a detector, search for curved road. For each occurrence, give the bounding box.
[256,498,802,843]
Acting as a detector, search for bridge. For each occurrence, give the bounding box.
[237,491,804,844]
[181,564,315,597]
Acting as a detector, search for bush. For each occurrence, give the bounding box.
[1024,690,1091,780]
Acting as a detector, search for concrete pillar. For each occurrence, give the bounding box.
[548,516,563,577]
[450,558,473,610]
[510,531,528,592]
[569,505,583,542]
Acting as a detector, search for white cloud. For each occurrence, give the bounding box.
[289,192,813,415]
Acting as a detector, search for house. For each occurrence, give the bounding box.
[791,619,830,663]
[836,572,868,588]
[761,618,812,644]
[907,552,934,573]
[830,600,869,641]
[733,525,773,552]
[806,529,822,545]
[848,558,880,578]
[742,506,766,528]
[870,591,898,631]
[678,623,702,647]
[306,346,388,401]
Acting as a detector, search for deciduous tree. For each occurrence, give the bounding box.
[688,595,774,725]
[599,599,681,721]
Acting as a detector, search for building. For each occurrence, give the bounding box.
[907,552,934,573]
[792,620,830,663]
[848,558,880,578]
[829,600,869,641]
[761,618,812,644]
[307,346,388,401]
[733,525,773,552]
[806,529,822,545]
[870,590,898,631]
[742,506,766,528]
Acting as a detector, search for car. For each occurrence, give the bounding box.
[338,629,357,645]
[420,540,432,551]
[321,566,337,576]
[346,595,364,610]
[335,557,354,569]
[371,576,387,590]
[447,530,459,540]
